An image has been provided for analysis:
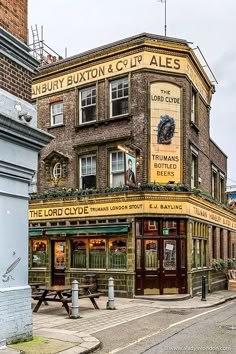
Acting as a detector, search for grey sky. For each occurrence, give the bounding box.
[28,0,236,186]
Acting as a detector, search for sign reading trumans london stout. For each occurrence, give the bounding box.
[150,83,181,183]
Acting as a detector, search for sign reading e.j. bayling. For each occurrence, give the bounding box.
[150,82,181,184]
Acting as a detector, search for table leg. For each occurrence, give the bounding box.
[33,290,48,312]
[90,297,99,309]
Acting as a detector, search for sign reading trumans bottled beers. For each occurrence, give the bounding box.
[150,82,181,184]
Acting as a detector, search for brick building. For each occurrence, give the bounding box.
[0,0,52,345]
[29,33,236,297]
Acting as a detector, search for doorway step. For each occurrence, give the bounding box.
[134,294,191,301]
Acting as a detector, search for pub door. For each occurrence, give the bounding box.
[51,241,66,285]
[135,238,187,295]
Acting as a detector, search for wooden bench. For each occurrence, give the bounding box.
[226,270,236,290]
[61,292,103,310]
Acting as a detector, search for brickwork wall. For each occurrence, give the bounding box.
[0,287,32,344]
[0,0,27,43]
[0,54,32,102]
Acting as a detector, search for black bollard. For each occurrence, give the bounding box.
[201,275,207,301]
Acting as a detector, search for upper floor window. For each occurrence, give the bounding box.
[110,151,124,187]
[110,77,129,117]
[212,167,217,199]
[191,146,198,189]
[53,162,62,179]
[191,90,197,124]
[80,155,96,189]
[51,101,63,126]
[80,86,96,124]
[219,174,225,203]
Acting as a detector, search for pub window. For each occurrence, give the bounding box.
[110,77,129,117]
[89,239,106,268]
[220,229,224,259]
[196,239,201,267]
[179,220,186,235]
[163,220,177,236]
[110,151,124,187]
[109,238,127,269]
[80,155,96,189]
[191,239,196,268]
[232,243,236,258]
[191,147,198,189]
[212,226,216,259]
[79,86,96,124]
[143,220,159,235]
[203,240,207,267]
[145,240,159,270]
[135,220,142,236]
[211,167,217,199]
[32,240,47,267]
[71,239,86,268]
[50,101,63,126]
[136,239,142,269]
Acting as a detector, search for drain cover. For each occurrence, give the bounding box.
[222,325,236,330]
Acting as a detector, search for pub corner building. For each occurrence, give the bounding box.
[29,33,236,298]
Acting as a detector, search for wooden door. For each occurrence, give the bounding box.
[135,237,187,295]
[52,241,66,285]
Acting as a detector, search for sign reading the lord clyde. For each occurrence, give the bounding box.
[150,82,182,184]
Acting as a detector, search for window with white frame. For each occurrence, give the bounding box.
[80,155,96,189]
[219,173,225,203]
[51,102,63,126]
[110,151,124,187]
[191,90,197,123]
[211,167,217,199]
[52,162,62,179]
[79,86,96,124]
[110,77,129,117]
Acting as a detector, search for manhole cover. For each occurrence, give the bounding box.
[222,325,236,330]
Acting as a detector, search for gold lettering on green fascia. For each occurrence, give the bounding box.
[193,207,208,218]
[150,55,180,70]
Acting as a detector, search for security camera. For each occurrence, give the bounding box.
[19,112,32,123]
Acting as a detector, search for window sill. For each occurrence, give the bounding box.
[190,121,199,133]
[48,124,65,130]
[75,115,131,130]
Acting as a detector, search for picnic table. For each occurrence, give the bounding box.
[32,284,103,314]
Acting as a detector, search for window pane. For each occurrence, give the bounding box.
[163,220,177,236]
[109,239,127,269]
[163,240,176,270]
[89,239,106,268]
[136,239,142,268]
[145,240,158,270]
[112,173,124,187]
[32,240,47,267]
[143,220,158,235]
[71,239,86,268]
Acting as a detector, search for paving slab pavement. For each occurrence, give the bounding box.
[2,290,236,354]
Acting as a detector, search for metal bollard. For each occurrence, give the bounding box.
[71,280,80,318]
[107,277,115,310]
[201,275,207,301]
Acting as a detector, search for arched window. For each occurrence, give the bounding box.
[53,162,62,179]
